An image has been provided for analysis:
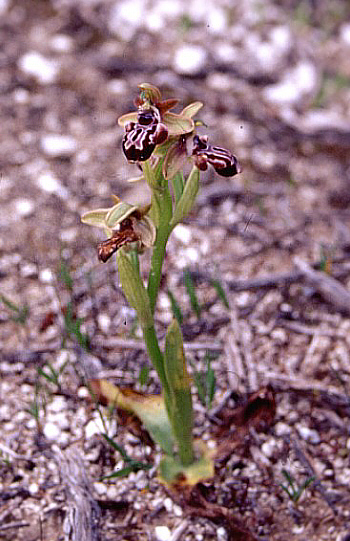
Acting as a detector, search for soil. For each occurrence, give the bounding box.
[1,1,350,540]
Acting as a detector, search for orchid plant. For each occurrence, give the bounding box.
[82,83,240,483]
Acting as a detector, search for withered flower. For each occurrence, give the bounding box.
[192,135,241,177]
[81,198,156,263]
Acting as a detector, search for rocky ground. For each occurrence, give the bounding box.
[1,0,350,540]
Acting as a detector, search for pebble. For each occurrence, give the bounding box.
[47,396,67,413]
[297,425,320,445]
[49,34,73,53]
[36,171,69,199]
[18,51,59,85]
[97,313,111,333]
[14,198,35,218]
[108,0,145,40]
[20,262,38,278]
[155,526,171,541]
[340,23,350,45]
[217,526,227,540]
[28,482,40,495]
[263,61,317,106]
[172,224,192,244]
[261,439,278,459]
[173,45,207,75]
[94,482,107,497]
[0,0,10,14]
[39,268,54,283]
[40,134,77,158]
[43,421,61,441]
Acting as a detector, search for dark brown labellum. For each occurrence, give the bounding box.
[192,135,240,177]
[97,218,140,262]
[122,108,168,162]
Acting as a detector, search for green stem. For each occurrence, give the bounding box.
[142,325,170,397]
[147,224,170,314]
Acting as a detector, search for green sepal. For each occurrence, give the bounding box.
[170,166,200,229]
[117,249,153,330]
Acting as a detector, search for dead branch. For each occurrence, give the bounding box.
[55,447,101,541]
[294,257,350,315]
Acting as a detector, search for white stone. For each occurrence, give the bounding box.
[50,34,73,53]
[18,51,59,85]
[173,224,192,244]
[97,313,111,333]
[163,497,173,513]
[0,0,10,15]
[37,171,69,199]
[107,79,128,95]
[340,23,350,45]
[13,88,29,104]
[94,482,107,496]
[217,526,227,540]
[173,45,207,75]
[109,0,145,39]
[48,396,67,413]
[155,526,171,541]
[275,422,291,437]
[297,425,320,444]
[43,421,61,441]
[263,61,317,106]
[14,198,35,217]
[261,439,277,458]
[145,10,164,32]
[39,268,54,283]
[206,7,226,34]
[41,134,77,158]
[28,482,39,495]
[185,246,199,263]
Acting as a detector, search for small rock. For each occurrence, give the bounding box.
[20,263,38,278]
[155,526,171,541]
[94,482,107,496]
[261,439,277,459]
[97,313,111,333]
[40,134,77,158]
[18,51,59,85]
[36,171,69,199]
[173,45,207,75]
[0,0,10,15]
[109,0,145,40]
[49,34,73,53]
[172,224,192,244]
[217,526,227,540]
[43,422,61,441]
[263,61,317,106]
[340,23,350,45]
[39,268,54,283]
[14,198,35,218]
[297,425,320,444]
[28,482,40,495]
[48,396,67,413]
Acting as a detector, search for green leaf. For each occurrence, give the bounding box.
[171,172,185,206]
[89,379,175,455]
[183,269,201,318]
[117,249,153,330]
[210,278,230,309]
[159,443,214,485]
[164,319,194,466]
[170,166,200,228]
[167,289,183,325]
